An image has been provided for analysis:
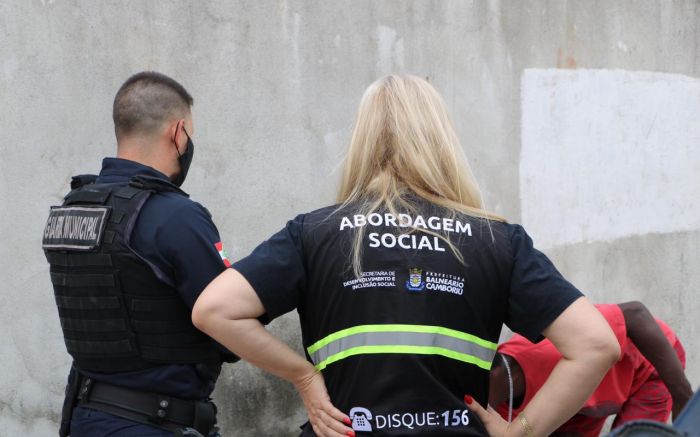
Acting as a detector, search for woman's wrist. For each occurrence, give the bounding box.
[504,421,515,437]
[291,362,320,391]
[503,413,533,437]
[517,413,535,437]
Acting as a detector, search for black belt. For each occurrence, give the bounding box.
[76,377,216,435]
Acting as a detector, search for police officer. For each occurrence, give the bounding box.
[191,75,621,437]
[42,71,236,436]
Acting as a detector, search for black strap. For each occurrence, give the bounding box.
[46,252,113,267]
[140,344,220,363]
[59,364,81,437]
[55,295,120,310]
[64,189,110,205]
[51,272,115,288]
[66,338,134,355]
[76,378,215,434]
[131,319,193,333]
[103,230,116,244]
[71,175,98,189]
[110,212,125,224]
[114,186,143,200]
[131,298,187,313]
[60,317,127,333]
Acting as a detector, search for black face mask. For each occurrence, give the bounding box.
[172,127,194,187]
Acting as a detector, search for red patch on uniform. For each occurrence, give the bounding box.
[215,241,231,267]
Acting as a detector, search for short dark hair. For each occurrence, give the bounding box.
[112,71,194,140]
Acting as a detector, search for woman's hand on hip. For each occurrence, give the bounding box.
[295,368,355,437]
[465,395,513,436]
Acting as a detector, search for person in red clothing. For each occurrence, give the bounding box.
[487,302,693,436]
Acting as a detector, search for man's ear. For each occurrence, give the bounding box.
[169,119,184,143]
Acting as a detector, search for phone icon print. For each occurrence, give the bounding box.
[349,407,373,432]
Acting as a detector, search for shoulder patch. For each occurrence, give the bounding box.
[215,242,232,267]
[42,206,110,251]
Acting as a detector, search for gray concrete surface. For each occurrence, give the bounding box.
[1,1,698,435]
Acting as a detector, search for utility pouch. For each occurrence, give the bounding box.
[59,364,80,437]
[192,400,217,435]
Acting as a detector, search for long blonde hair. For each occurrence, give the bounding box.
[337,75,504,276]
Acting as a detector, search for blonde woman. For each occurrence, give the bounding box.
[192,75,620,437]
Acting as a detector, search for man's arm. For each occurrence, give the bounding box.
[619,301,693,419]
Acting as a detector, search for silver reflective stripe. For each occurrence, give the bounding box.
[307,325,497,371]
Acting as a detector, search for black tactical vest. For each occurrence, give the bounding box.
[42,174,226,372]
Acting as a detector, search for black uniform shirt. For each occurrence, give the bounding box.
[235,202,582,436]
[79,158,230,400]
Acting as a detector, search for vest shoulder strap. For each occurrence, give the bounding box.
[71,174,98,189]
[64,187,111,205]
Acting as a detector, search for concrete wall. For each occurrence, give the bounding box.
[1,1,698,435]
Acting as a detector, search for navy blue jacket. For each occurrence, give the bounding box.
[71,158,232,434]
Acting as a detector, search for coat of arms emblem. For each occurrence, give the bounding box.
[405,267,425,291]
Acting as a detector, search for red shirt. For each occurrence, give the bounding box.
[496,304,680,436]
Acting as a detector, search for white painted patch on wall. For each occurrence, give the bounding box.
[520,69,700,249]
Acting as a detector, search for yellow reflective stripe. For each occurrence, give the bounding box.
[307,324,497,355]
[314,345,493,371]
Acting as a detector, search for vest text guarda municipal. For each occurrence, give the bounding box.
[44,215,100,241]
